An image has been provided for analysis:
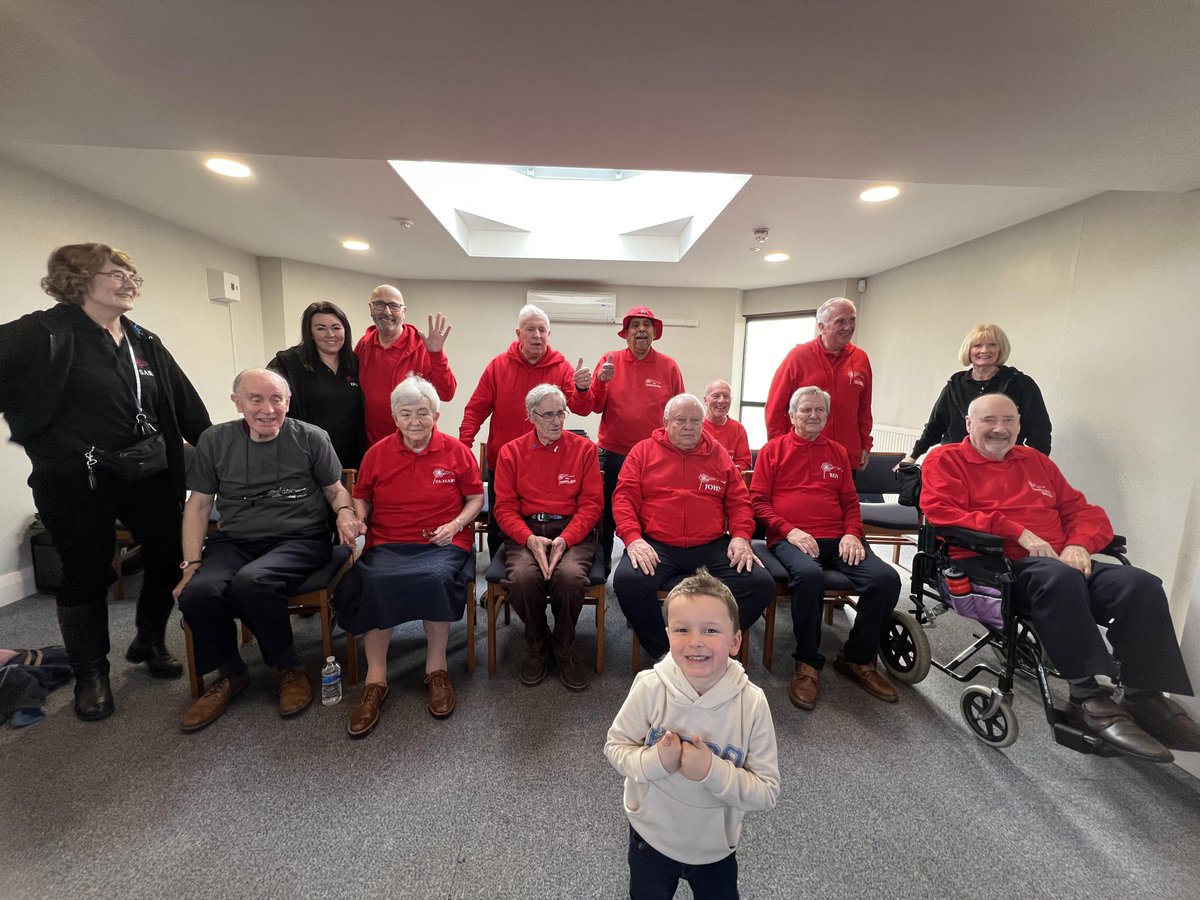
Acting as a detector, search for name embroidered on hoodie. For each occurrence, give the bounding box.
[646,726,746,767]
[819,462,842,480]
[697,473,725,494]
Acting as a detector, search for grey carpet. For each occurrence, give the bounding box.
[3,553,1200,900]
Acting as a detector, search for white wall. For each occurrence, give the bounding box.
[858,190,1200,622]
[0,154,263,605]
[263,258,742,439]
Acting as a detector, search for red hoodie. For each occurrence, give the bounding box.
[613,428,754,548]
[763,338,872,463]
[355,324,457,446]
[750,431,862,545]
[589,347,685,455]
[702,417,752,471]
[922,439,1113,559]
[458,341,593,470]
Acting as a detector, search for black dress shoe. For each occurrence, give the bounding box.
[1122,694,1200,752]
[1066,695,1173,762]
[125,634,184,679]
[74,668,114,721]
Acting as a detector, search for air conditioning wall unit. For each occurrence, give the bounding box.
[526,290,617,325]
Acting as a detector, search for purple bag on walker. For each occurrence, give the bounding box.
[939,575,1004,630]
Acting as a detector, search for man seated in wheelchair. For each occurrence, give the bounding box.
[921,393,1199,762]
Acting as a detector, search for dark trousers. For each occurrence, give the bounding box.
[773,539,900,668]
[614,537,773,660]
[502,518,595,658]
[1009,557,1193,693]
[598,448,627,572]
[177,529,331,675]
[30,468,183,648]
[628,827,738,900]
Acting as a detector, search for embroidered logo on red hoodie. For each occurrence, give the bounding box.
[820,462,843,480]
[698,473,725,494]
[432,467,456,485]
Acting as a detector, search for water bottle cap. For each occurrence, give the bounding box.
[326,656,335,663]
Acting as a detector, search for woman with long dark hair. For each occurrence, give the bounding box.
[268,301,366,468]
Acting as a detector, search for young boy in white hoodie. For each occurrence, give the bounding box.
[605,569,780,899]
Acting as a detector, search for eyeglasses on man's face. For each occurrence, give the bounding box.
[96,270,144,288]
[532,409,568,422]
[370,300,406,313]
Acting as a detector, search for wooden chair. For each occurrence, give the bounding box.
[111,521,142,601]
[182,544,357,697]
[483,540,607,674]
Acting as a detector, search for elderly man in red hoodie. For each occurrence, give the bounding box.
[751,386,900,711]
[355,285,456,447]
[923,393,1199,762]
[460,304,594,556]
[590,307,685,573]
[763,297,872,469]
[612,393,773,662]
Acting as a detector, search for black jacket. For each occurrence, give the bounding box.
[910,365,1052,457]
[0,304,211,496]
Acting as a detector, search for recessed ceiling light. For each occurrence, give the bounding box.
[763,252,790,263]
[859,185,900,203]
[342,239,370,251]
[204,157,252,178]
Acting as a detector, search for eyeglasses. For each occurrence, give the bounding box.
[370,300,406,313]
[96,270,144,288]
[532,410,568,421]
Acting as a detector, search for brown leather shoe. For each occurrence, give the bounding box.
[1122,694,1200,752]
[557,652,588,692]
[425,669,455,718]
[1069,695,1173,761]
[277,667,313,718]
[789,662,820,710]
[180,672,249,733]
[347,682,389,739]
[520,647,547,686]
[833,654,898,703]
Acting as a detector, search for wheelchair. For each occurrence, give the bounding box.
[897,503,1132,754]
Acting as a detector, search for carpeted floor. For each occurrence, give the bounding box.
[3,553,1200,900]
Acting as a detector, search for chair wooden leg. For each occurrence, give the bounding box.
[466,583,476,673]
[738,629,750,665]
[824,600,835,625]
[182,620,203,698]
[892,543,901,564]
[595,588,606,674]
[486,584,501,674]
[762,595,777,672]
[318,599,334,664]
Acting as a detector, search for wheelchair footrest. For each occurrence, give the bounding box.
[1049,713,1122,757]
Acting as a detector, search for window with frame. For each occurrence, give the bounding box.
[739,313,816,450]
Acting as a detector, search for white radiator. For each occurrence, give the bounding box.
[871,424,921,455]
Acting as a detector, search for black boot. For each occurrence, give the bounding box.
[125,631,184,679]
[57,603,115,721]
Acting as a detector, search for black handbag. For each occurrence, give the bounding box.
[83,330,169,487]
[895,461,921,508]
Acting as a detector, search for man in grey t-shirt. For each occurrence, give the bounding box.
[174,369,365,733]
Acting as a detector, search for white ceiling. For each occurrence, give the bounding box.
[1,1,1196,290]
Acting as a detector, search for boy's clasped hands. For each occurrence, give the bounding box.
[656,730,713,780]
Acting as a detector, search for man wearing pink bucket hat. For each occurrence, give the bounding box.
[590,307,684,572]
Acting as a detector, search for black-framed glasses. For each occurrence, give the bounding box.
[532,410,568,421]
[96,270,144,288]
[370,300,406,312]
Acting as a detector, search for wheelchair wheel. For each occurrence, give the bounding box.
[959,685,1019,748]
[879,609,930,684]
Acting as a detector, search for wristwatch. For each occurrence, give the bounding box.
[179,559,202,569]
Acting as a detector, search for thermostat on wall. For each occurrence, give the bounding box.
[206,268,241,304]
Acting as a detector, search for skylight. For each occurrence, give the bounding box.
[389,160,750,263]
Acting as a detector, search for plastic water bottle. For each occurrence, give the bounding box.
[321,656,342,706]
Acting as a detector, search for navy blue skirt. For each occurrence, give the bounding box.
[335,543,470,632]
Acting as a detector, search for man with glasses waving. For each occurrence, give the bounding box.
[492,384,602,690]
[354,284,456,446]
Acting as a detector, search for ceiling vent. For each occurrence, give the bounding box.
[526,290,617,325]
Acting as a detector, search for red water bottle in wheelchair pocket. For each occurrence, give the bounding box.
[944,566,972,601]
